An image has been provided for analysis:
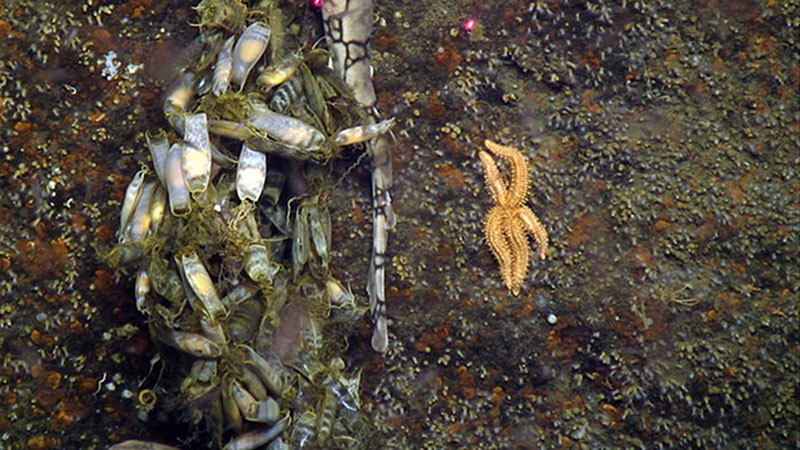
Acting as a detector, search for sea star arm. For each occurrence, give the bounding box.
[484,140,529,207]
[478,150,508,205]
[485,207,515,291]
[507,215,530,296]
[518,207,549,260]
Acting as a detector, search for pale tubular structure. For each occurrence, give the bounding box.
[236,142,267,202]
[134,268,150,313]
[256,52,303,92]
[322,0,395,352]
[229,378,280,423]
[163,72,195,134]
[222,415,289,450]
[231,22,271,89]
[332,117,395,145]
[118,168,147,241]
[166,330,223,358]
[124,180,157,242]
[182,113,213,195]
[181,251,227,319]
[207,104,329,160]
[222,376,243,433]
[164,143,191,216]
[213,35,235,96]
[248,104,326,151]
[147,184,167,236]
[146,131,170,185]
[242,346,287,396]
[236,207,281,283]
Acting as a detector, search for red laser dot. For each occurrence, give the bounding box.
[312,0,323,7]
[463,19,476,31]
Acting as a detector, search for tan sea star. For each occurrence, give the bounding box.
[479,139,548,295]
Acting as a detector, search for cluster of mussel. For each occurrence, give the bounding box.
[106,1,390,448]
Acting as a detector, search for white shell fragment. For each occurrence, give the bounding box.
[164,72,196,134]
[118,168,147,241]
[236,208,280,282]
[207,119,251,140]
[125,180,157,242]
[222,283,258,306]
[240,366,268,400]
[182,113,213,195]
[325,278,355,307]
[165,72,195,113]
[236,142,267,202]
[309,205,331,268]
[146,131,170,185]
[332,117,395,145]
[243,347,285,396]
[256,52,302,91]
[316,384,337,444]
[232,23,271,90]
[200,315,227,346]
[223,415,288,450]
[164,143,191,216]
[230,378,259,421]
[181,251,227,318]
[135,268,150,313]
[182,360,218,396]
[168,330,223,358]
[210,141,239,167]
[110,440,181,450]
[213,36,235,96]
[256,397,280,423]
[248,105,325,151]
[245,243,279,283]
[292,210,309,275]
[148,184,167,236]
[222,377,244,433]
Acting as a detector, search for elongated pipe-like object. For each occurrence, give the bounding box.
[322,0,395,353]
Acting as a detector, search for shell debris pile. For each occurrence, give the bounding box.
[105,0,392,448]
